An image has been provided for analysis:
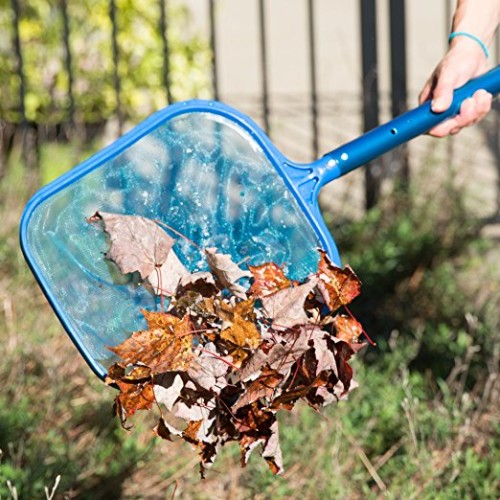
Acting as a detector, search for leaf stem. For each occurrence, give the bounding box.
[344,306,376,345]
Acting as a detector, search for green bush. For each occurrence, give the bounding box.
[329,180,497,383]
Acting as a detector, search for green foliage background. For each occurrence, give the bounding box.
[0,0,211,124]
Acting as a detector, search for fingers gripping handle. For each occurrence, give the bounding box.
[320,65,500,185]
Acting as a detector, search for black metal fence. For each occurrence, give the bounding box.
[1,0,499,213]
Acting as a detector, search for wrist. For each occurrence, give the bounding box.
[448,32,490,60]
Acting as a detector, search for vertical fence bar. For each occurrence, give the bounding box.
[11,0,26,124]
[12,0,39,179]
[159,0,172,104]
[109,0,123,133]
[389,0,409,187]
[209,0,219,100]
[258,0,270,134]
[360,0,380,209]
[60,0,74,127]
[307,0,319,159]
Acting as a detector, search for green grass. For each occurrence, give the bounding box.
[0,145,498,498]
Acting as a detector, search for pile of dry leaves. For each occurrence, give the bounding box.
[90,211,369,476]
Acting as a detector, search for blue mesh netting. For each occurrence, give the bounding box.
[25,112,322,371]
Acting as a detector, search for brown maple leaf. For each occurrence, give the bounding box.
[235,402,275,433]
[261,276,318,328]
[317,249,361,312]
[187,342,231,393]
[90,211,189,295]
[108,312,194,374]
[233,366,283,411]
[237,405,283,474]
[334,340,366,396]
[90,211,175,278]
[105,363,155,426]
[261,420,284,475]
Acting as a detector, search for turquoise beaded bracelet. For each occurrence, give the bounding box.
[448,31,490,58]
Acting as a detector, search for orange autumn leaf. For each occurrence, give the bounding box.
[248,262,295,298]
[209,297,256,324]
[317,249,361,312]
[219,298,261,365]
[115,380,155,419]
[182,420,203,445]
[221,314,261,349]
[333,315,364,343]
[108,312,194,374]
[220,313,261,366]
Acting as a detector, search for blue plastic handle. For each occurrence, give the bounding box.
[317,65,500,186]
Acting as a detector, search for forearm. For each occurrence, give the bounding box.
[451,0,500,47]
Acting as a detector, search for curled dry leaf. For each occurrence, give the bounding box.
[333,314,364,343]
[261,421,283,475]
[317,249,362,312]
[205,247,252,298]
[95,213,369,476]
[147,251,190,296]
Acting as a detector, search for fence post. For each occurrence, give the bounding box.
[208,0,219,100]
[109,0,123,133]
[159,0,172,104]
[258,0,270,135]
[60,0,74,131]
[389,0,409,189]
[360,0,381,209]
[307,0,319,159]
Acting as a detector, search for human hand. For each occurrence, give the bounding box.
[419,42,492,137]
